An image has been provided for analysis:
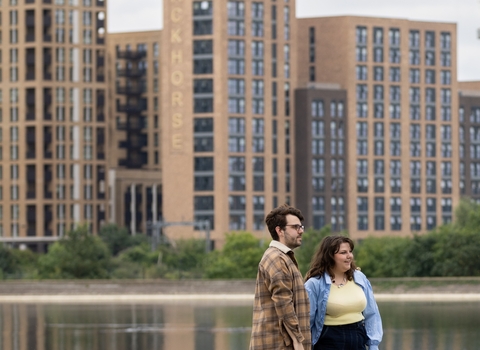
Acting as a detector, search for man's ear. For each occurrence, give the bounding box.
[276,226,283,239]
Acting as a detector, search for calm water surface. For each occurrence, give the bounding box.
[1,300,479,350]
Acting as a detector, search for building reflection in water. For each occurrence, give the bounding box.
[1,300,479,350]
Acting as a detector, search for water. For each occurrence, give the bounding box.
[0,300,479,350]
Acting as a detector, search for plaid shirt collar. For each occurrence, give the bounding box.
[269,240,292,254]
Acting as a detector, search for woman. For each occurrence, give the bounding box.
[304,235,382,350]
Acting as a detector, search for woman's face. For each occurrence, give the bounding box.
[333,242,353,272]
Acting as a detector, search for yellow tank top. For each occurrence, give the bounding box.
[324,280,366,326]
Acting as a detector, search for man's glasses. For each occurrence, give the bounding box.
[285,224,305,232]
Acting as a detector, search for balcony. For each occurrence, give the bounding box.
[27,94,36,105]
[97,95,105,107]
[97,211,105,220]
[116,86,144,95]
[43,15,51,27]
[116,68,146,78]
[27,211,37,222]
[116,122,127,130]
[27,54,36,65]
[119,153,148,168]
[119,136,147,149]
[44,94,52,105]
[43,133,52,143]
[117,104,145,114]
[27,16,35,27]
[43,53,52,64]
[26,150,36,159]
[27,132,36,143]
[117,117,145,131]
[27,171,36,182]
[116,50,147,60]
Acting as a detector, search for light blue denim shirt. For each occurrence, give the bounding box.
[304,270,383,350]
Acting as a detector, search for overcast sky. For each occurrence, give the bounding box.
[108,0,480,81]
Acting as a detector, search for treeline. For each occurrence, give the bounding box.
[1,200,480,279]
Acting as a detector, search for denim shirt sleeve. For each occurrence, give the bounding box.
[304,274,330,347]
[354,271,383,350]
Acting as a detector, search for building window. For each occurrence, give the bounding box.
[373,67,384,81]
[356,47,367,62]
[373,27,383,45]
[373,47,383,63]
[410,69,420,84]
[194,59,213,74]
[356,65,368,80]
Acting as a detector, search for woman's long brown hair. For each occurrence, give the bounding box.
[305,235,357,282]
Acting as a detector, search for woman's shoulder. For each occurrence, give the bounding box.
[305,274,326,287]
[353,268,368,280]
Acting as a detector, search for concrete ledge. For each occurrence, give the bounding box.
[1,293,480,304]
[0,294,255,304]
[0,280,256,295]
[375,293,480,302]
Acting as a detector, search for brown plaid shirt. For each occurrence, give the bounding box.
[249,241,311,350]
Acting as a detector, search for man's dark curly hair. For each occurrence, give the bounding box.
[265,204,304,240]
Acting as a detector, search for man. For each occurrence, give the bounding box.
[249,204,311,350]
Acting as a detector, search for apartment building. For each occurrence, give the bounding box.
[0,0,108,251]
[160,0,297,246]
[296,16,459,239]
[458,81,480,202]
[2,1,472,250]
[107,31,162,234]
[294,83,348,232]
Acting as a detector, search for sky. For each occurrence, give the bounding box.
[108,0,480,81]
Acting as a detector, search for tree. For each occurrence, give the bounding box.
[204,232,265,279]
[99,224,147,256]
[111,243,159,279]
[355,236,410,277]
[38,225,111,279]
[295,226,332,275]
[432,225,480,276]
[0,244,16,279]
[401,232,437,276]
[453,199,480,233]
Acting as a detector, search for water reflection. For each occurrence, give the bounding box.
[1,300,479,350]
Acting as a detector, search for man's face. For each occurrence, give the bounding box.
[278,214,304,249]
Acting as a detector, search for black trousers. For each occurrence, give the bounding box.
[313,320,368,350]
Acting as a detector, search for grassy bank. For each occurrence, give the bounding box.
[370,276,480,293]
